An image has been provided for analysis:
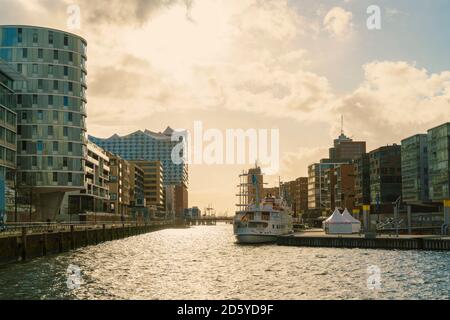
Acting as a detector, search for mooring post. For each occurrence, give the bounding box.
[21,227,27,261]
[407,205,412,235]
[363,205,370,233]
[70,225,75,250]
[42,232,47,256]
[444,200,450,235]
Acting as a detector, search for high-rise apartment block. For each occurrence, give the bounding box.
[369,145,402,209]
[427,123,450,202]
[401,134,429,204]
[0,60,19,217]
[0,26,88,220]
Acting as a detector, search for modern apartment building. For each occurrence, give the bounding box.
[130,160,165,212]
[322,167,336,211]
[281,177,309,215]
[308,160,348,211]
[369,145,402,209]
[129,163,145,208]
[0,26,88,221]
[427,123,450,202]
[280,180,296,211]
[401,134,429,204]
[128,163,148,221]
[296,177,309,213]
[329,132,366,162]
[263,186,279,198]
[175,184,188,218]
[66,141,109,219]
[89,128,188,216]
[89,127,188,186]
[354,153,371,207]
[107,153,131,218]
[0,60,19,217]
[247,165,264,205]
[334,163,356,211]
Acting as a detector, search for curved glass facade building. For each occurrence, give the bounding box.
[0,62,17,181]
[0,25,87,219]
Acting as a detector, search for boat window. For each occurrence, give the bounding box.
[248,222,268,229]
[262,212,270,221]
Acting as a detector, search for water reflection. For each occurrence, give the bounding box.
[0,224,449,300]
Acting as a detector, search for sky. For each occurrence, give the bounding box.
[1,0,450,215]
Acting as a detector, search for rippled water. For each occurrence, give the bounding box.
[0,224,449,300]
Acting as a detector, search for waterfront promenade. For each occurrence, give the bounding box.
[0,221,174,265]
[278,230,450,251]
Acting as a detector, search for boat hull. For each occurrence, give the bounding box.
[235,234,278,244]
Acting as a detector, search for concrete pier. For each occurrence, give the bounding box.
[0,222,173,266]
[277,230,450,251]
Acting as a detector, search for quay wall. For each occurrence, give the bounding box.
[277,235,450,251]
[0,223,172,266]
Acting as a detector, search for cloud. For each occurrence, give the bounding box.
[323,7,353,39]
[333,61,450,148]
[279,146,329,180]
[76,0,191,26]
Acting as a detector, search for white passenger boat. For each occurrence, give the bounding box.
[234,197,293,243]
[233,167,293,244]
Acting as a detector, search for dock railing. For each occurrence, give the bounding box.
[0,220,173,237]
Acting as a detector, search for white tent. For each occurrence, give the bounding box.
[341,208,361,233]
[323,208,353,234]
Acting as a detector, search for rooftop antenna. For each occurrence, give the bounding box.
[341,114,344,135]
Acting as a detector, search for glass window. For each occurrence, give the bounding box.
[21,141,26,151]
[22,48,27,58]
[18,28,22,43]
[53,111,58,121]
[48,126,53,136]
[53,80,58,90]
[32,64,38,74]
[48,157,53,167]
[17,64,22,73]
[53,50,58,60]
[68,173,72,183]
[32,95,37,105]
[53,141,58,152]
[48,65,53,75]
[38,79,43,90]
[48,32,54,45]
[63,126,68,137]
[69,52,73,62]
[33,32,38,43]
[37,141,43,153]
[63,157,68,167]
[53,172,58,182]
[64,66,68,76]
[64,96,68,106]
[68,142,73,152]
[48,95,53,105]
[38,48,43,59]
[64,35,69,46]
[1,28,16,46]
[68,82,73,92]
[37,110,44,120]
